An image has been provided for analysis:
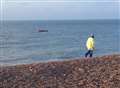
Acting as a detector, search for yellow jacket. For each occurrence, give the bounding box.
[86,37,95,50]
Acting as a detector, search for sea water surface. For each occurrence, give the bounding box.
[0,20,119,65]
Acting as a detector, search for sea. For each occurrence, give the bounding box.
[0,20,120,65]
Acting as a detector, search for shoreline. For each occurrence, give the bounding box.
[0,54,120,88]
[1,53,119,67]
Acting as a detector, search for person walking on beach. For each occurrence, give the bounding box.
[85,34,95,57]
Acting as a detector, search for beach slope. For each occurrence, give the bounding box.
[0,54,120,88]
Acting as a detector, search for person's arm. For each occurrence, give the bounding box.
[92,39,95,50]
[91,39,95,50]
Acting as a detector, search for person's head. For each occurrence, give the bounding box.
[90,33,94,38]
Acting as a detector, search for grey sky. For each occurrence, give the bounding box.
[1,0,120,20]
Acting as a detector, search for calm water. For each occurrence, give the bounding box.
[0,20,120,65]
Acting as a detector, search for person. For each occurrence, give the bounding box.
[85,34,95,57]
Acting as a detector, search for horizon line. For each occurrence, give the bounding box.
[3,0,119,3]
[1,19,120,21]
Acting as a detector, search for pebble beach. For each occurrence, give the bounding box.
[0,54,120,88]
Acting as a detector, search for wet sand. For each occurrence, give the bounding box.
[0,54,120,88]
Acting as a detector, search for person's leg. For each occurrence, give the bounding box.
[89,50,93,57]
[85,50,90,57]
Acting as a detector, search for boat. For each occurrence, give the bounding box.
[38,29,48,32]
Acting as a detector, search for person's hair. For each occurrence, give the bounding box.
[91,35,94,38]
[90,34,94,38]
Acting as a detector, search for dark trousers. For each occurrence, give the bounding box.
[85,50,93,57]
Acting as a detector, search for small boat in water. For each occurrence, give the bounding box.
[38,29,48,32]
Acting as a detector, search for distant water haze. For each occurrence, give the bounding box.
[1,0,119,20]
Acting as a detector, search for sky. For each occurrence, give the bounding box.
[0,0,120,20]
